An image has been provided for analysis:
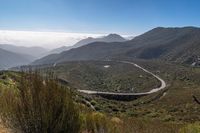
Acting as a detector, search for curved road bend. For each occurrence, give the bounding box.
[78,61,166,96]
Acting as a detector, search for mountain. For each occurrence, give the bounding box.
[73,34,126,48]
[0,48,35,70]
[32,27,200,65]
[47,34,127,55]
[0,44,48,58]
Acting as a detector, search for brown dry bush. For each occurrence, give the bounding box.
[0,71,80,133]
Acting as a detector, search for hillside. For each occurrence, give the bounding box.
[47,46,70,54]
[32,27,200,65]
[0,48,34,70]
[39,61,160,93]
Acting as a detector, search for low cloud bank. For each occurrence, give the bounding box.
[0,30,104,49]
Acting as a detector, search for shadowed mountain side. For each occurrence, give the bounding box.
[32,42,129,65]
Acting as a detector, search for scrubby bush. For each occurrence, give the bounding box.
[85,112,108,133]
[0,71,80,133]
[81,112,123,133]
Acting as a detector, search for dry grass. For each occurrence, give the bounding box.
[0,71,80,133]
[80,112,183,133]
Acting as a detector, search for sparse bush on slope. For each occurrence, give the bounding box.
[80,112,181,133]
[0,71,80,133]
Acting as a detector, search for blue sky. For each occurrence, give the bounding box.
[0,0,200,35]
[0,0,200,49]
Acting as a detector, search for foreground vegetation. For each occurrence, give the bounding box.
[2,58,200,132]
[0,71,183,133]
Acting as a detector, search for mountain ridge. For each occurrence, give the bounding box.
[32,27,200,65]
[47,33,127,55]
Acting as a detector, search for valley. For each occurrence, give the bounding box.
[38,60,161,93]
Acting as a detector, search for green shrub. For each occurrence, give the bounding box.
[90,100,97,106]
[0,71,80,133]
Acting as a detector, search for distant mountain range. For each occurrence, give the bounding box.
[32,27,200,66]
[48,34,127,54]
[0,44,48,58]
[0,33,126,69]
[0,48,34,70]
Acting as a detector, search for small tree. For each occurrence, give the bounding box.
[0,71,80,133]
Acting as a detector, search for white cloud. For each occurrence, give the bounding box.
[0,30,104,49]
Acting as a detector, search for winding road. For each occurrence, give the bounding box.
[78,61,166,96]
